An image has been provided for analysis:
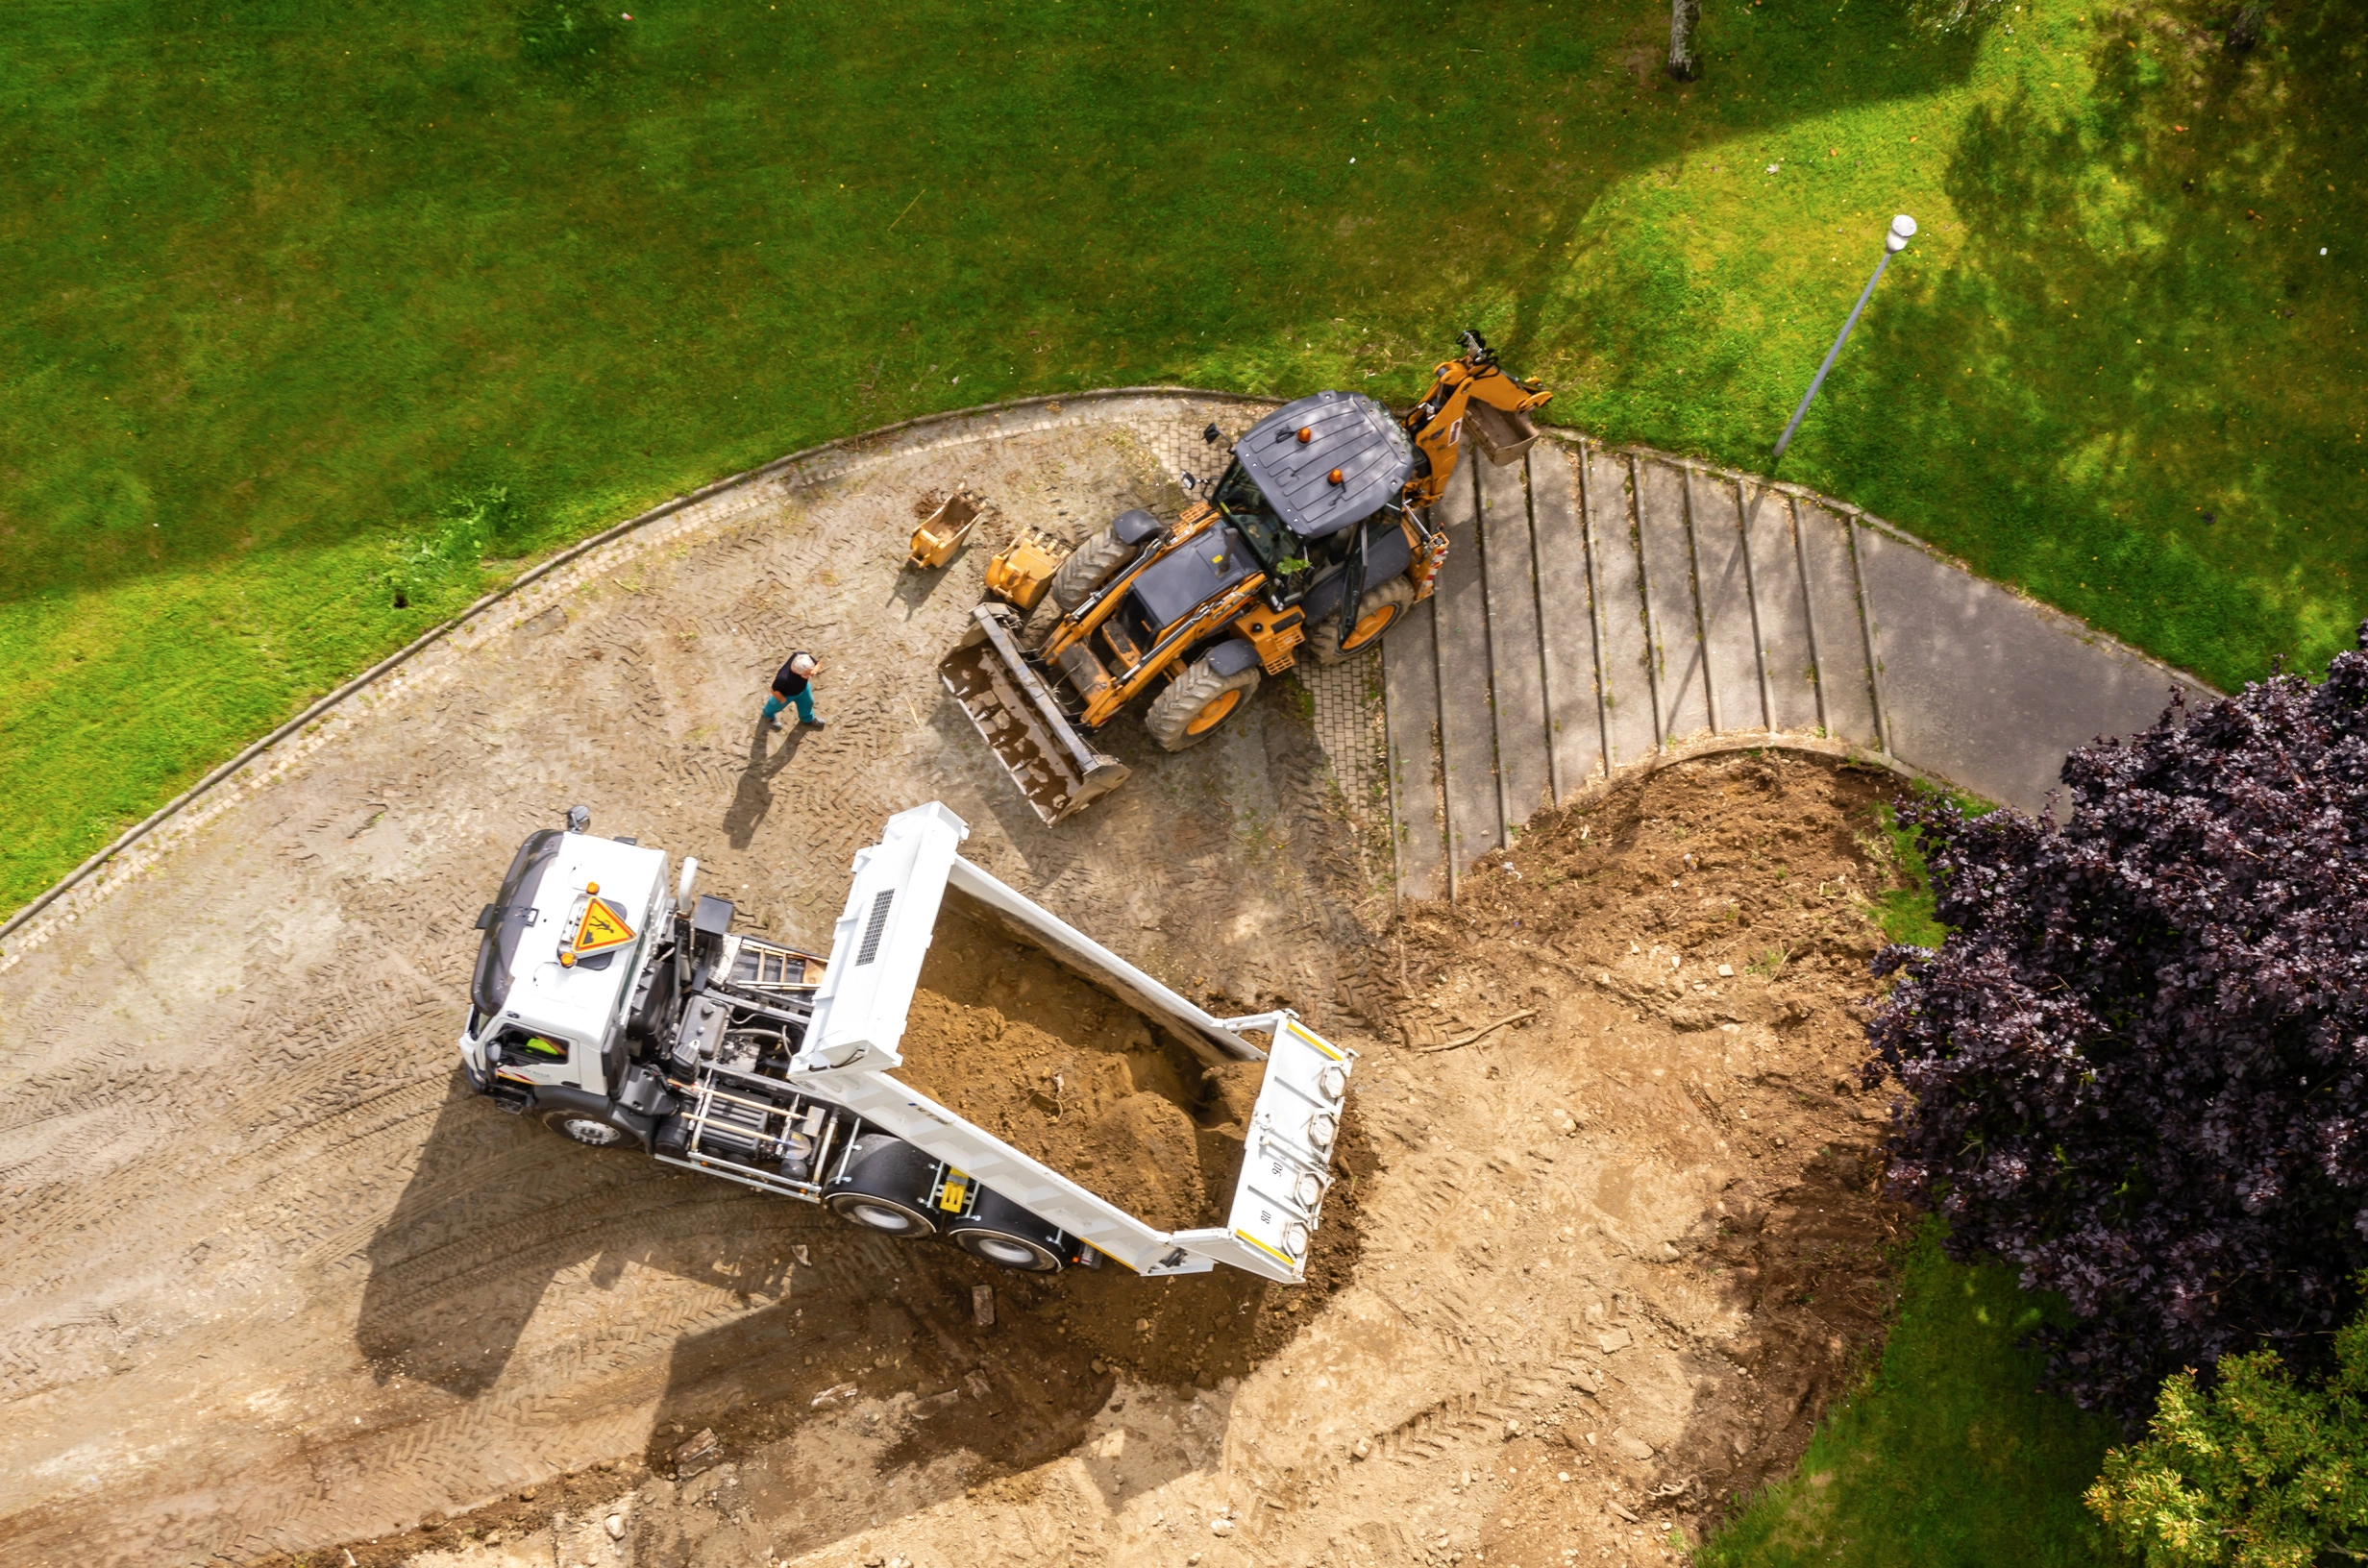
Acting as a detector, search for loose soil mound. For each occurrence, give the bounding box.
[1396,749,1914,1538]
[262,752,1923,1568]
[893,912,1259,1233]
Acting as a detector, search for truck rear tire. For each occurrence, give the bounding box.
[1146,655,1261,752]
[1307,574,1417,665]
[945,1188,1068,1273]
[540,1106,639,1150]
[823,1133,940,1238]
[827,1192,937,1237]
[1048,527,1137,614]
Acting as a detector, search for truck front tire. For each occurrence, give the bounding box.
[540,1106,639,1149]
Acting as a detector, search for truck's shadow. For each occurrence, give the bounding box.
[628,1108,1374,1562]
[356,1076,814,1398]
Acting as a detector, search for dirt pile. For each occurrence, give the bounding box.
[892,912,1262,1232]
[1394,748,1915,1539]
[244,751,1918,1568]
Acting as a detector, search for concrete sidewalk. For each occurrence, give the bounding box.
[1382,435,2215,900]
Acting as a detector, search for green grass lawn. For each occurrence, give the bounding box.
[4,0,2360,914]
[1694,792,2134,1566]
[1697,1225,2131,1568]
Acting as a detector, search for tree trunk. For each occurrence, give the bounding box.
[2225,3,2265,54]
[1668,0,1702,80]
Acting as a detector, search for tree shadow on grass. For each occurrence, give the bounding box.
[1772,0,2367,688]
[0,0,1992,614]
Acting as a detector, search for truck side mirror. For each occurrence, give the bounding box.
[475,904,497,930]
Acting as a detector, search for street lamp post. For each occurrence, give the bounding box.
[1770,213,1917,465]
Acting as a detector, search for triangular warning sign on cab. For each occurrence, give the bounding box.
[573,895,636,955]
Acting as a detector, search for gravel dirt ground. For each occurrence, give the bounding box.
[0,397,1915,1568]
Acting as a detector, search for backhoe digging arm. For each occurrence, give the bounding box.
[1401,331,1552,511]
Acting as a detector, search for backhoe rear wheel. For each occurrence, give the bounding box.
[1048,527,1138,614]
[1308,574,1418,665]
[1147,655,1262,751]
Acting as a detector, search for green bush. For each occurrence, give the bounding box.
[2088,1296,2368,1567]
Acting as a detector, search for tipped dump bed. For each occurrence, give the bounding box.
[792,801,1350,1282]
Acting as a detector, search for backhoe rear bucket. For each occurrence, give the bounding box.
[907,493,981,570]
[1468,401,1541,466]
[940,604,1131,825]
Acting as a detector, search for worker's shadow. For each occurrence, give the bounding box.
[723,719,810,849]
[355,1075,801,1400]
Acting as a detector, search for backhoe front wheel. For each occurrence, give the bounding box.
[1147,655,1262,751]
[1308,574,1417,665]
[1048,527,1138,614]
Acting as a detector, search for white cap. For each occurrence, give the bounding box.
[790,652,818,675]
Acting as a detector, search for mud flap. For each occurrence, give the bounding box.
[940,603,1130,824]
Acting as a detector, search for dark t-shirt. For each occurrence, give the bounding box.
[771,655,813,698]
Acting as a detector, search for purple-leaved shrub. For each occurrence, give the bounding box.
[1868,628,2368,1422]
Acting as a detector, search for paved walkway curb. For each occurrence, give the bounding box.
[0,387,1266,953]
[3,391,2218,944]
[1382,432,2219,900]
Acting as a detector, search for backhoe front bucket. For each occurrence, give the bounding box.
[940,604,1131,825]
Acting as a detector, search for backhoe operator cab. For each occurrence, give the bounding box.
[944,330,1548,824]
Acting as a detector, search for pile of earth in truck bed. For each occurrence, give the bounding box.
[890,910,1265,1233]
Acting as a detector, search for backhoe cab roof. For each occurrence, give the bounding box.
[1236,391,1414,540]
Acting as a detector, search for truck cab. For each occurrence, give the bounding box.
[458,823,672,1105]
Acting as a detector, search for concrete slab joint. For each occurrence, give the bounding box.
[1376,428,2219,902]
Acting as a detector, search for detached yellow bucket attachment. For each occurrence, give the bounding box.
[1468,401,1541,467]
[940,604,1130,824]
[907,493,982,570]
[983,527,1063,613]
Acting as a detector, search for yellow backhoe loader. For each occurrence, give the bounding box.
[941,331,1548,822]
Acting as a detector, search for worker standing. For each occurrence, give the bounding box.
[762,651,826,731]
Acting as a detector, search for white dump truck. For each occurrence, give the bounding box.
[458,801,1351,1281]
